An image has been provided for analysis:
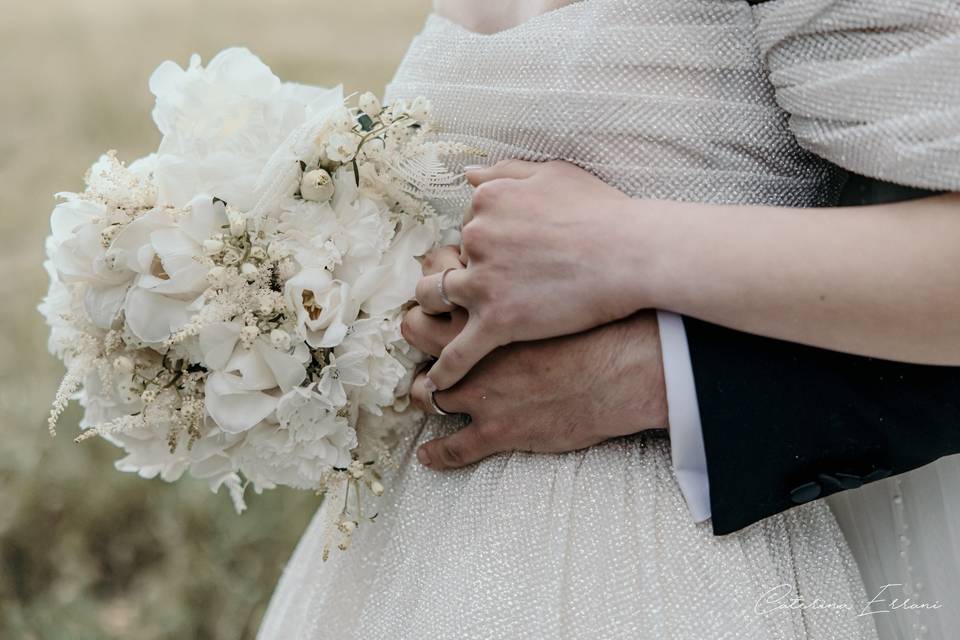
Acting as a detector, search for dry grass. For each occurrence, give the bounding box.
[0,1,429,637]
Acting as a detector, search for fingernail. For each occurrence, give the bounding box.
[417,447,432,466]
[463,165,485,173]
[423,378,437,393]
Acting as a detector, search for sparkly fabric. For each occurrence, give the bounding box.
[256,0,959,637]
[260,424,875,639]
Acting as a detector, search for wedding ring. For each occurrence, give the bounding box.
[438,267,457,308]
[429,389,451,416]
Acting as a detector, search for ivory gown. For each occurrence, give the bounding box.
[259,1,959,637]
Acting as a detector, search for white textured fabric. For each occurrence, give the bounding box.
[658,310,711,522]
[256,1,902,638]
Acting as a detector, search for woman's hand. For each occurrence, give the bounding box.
[419,160,656,390]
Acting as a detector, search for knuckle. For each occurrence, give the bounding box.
[471,181,504,211]
[460,221,488,254]
[400,312,417,343]
[440,244,461,261]
[414,277,432,305]
[421,251,436,270]
[409,382,428,412]
[478,420,508,443]
[438,441,466,466]
[464,266,494,300]
[443,344,464,366]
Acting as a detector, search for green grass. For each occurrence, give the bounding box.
[0,1,429,637]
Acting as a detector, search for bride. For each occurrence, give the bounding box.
[258,1,959,638]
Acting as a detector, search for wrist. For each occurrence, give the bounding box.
[607,312,669,433]
[617,197,701,313]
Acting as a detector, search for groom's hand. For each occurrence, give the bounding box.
[402,294,668,469]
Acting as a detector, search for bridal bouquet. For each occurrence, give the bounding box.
[41,48,470,552]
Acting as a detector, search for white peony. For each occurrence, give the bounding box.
[149,48,342,209]
[110,195,226,343]
[200,321,309,433]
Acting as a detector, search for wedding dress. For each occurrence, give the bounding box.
[259,1,957,637]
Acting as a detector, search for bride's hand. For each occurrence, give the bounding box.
[418,160,658,391]
[402,304,667,469]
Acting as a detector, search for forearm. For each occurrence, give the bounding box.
[639,193,960,365]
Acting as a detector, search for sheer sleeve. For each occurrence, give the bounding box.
[753,0,960,191]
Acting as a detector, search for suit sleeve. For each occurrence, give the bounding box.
[685,316,960,535]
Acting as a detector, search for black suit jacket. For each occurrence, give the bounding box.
[687,175,960,535]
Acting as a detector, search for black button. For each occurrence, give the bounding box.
[835,473,864,490]
[790,481,822,504]
[864,468,893,483]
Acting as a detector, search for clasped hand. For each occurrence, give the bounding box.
[402,161,668,469]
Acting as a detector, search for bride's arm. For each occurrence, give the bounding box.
[641,192,960,366]
[421,160,958,389]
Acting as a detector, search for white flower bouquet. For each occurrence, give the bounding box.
[41,48,471,552]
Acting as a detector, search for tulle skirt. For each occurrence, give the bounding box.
[258,417,878,639]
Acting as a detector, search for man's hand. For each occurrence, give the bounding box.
[402,301,668,470]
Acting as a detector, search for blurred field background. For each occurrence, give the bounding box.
[0,1,430,637]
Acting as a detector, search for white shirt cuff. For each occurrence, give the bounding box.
[657,311,712,522]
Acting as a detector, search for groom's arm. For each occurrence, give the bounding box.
[686,176,960,535]
[685,317,960,535]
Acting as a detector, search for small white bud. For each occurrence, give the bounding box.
[100,224,121,248]
[370,480,384,496]
[241,262,259,278]
[228,213,246,238]
[270,329,291,351]
[203,238,224,255]
[348,460,365,479]
[408,96,432,121]
[300,168,335,202]
[103,249,124,271]
[358,92,382,117]
[240,325,260,347]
